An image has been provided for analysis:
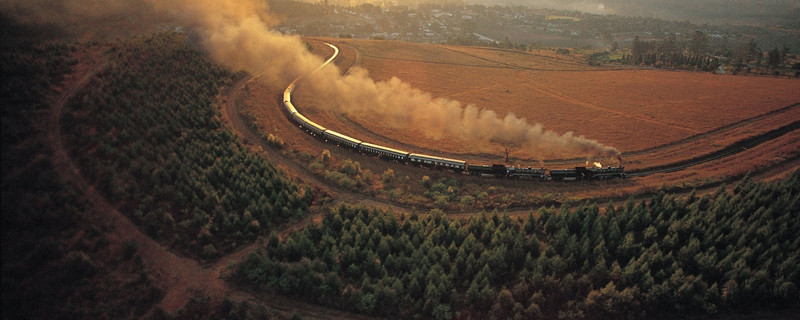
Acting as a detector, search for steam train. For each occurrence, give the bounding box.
[281,42,623,181]
[283,86,624,181]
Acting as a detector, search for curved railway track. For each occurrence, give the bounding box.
[286,41,800,179]
[627,120,800,177]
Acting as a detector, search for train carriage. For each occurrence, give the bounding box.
[467,164,494,176]
[438,157,467,171]
[323,130,362,149]
[284,101,298,115]
[467,164,508,177]
[292,112,325,136]
[283,82,297,114]
[360,142,410,161]
[409,154,466,171]
[408,153,440,167]
[283,86,293,105]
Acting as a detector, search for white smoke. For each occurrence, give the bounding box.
[3,0,621,161]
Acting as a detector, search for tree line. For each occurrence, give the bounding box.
[613,31,796,76]
[236,171,799,319]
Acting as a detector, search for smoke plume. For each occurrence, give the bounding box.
[306,66,620,160]
[2,0,620,161]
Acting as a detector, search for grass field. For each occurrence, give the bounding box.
[339,40,798,151]
[242,38,799,202]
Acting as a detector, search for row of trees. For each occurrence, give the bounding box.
[617,32,796,76]
[622,33,723,71]
[60,32,313,258]
[236,171,799,319]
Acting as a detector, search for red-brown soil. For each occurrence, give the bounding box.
[328,40,800,160]
[243,38,799,201]
[42,37,798,319]
[44,37,789,318]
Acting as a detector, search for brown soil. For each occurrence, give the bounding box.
[45,38,794,319]
[326,40,800,162]
[241,38,800,204]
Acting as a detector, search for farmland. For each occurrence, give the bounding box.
[3,24,799,320]
[336,40,798,156]
[242,38,799,201]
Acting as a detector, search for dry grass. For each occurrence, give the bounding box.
[629,130,800,191]
[242,38,799,204]
[351,43,798,152]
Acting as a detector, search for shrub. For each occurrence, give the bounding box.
[265,133,284,148]
[382,168,395,183]
[340,159,361,177]
[202,244,218,258]
[421,175,432,188]
[309,161,324,174]
[320,149,331,166]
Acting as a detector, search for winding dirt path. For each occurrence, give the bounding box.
[47,52,245,315]
[232,39,799,217]
[48,50,378,319]
[220,70,411,222]
[45,38,797,318]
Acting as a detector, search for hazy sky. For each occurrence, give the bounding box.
[330,0,799,24]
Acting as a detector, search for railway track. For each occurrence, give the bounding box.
[624,102,800,157]
[290,41,799,179]
[627,120,800,177]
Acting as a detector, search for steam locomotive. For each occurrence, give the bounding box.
[283,89,624,181]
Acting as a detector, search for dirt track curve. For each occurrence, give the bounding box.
[224,39,799,218]
[49,53,379,319]
[48,53,246,315]
[282,41,800,178]
[48,39,798,318]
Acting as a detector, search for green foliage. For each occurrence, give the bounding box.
[623,34,721,71]
[237,170,800,319]
[265,133,284,148]
[2,33,164,319]
[423,178,460,207]
[160,295,276,320]
[202,244,219,258]
[340,159,361,176]
[324,170,356,189]
[381,168,395,184]
[320,149,331,166]
[59,32,312,257]
[421,175,432,188]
